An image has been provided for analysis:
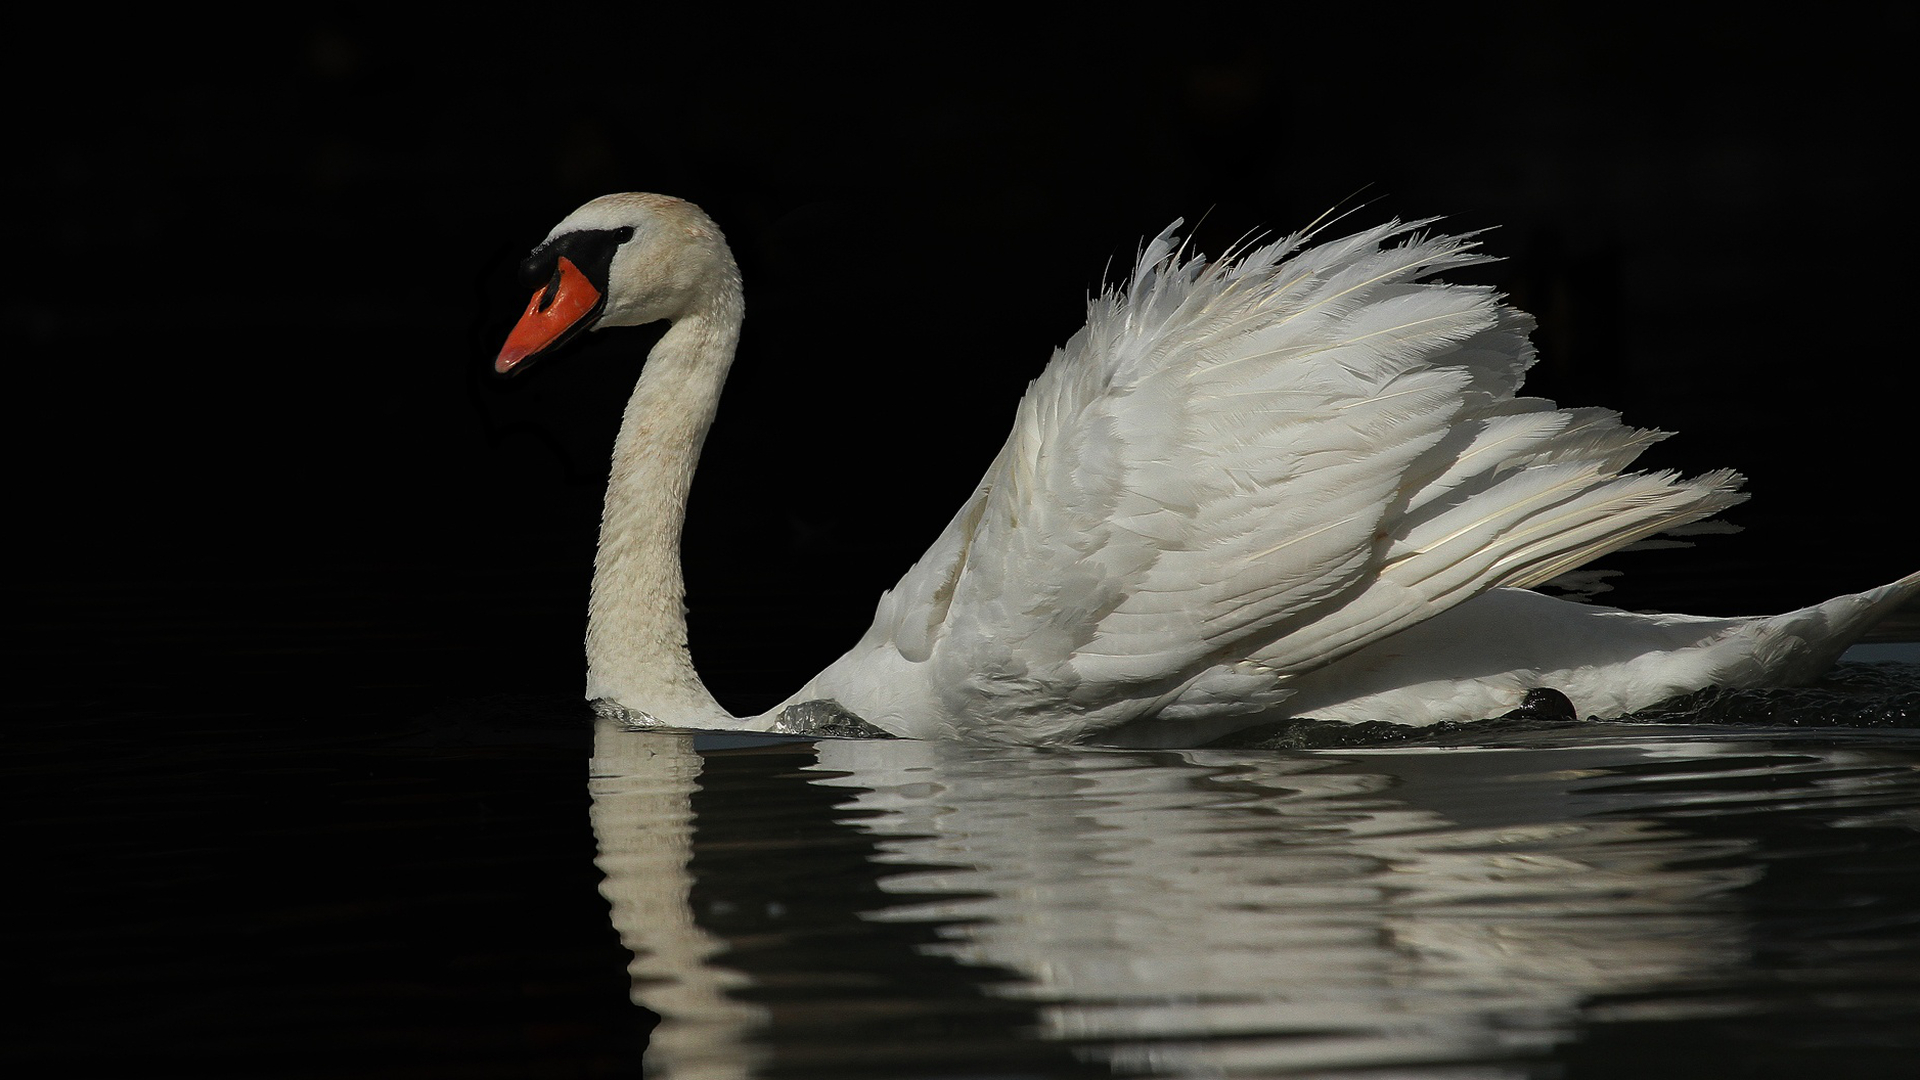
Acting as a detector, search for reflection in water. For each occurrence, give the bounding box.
[590,733,771,1080]
[590,723,1920,1078]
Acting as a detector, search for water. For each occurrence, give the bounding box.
[13,629,1919,1077]
[590,699,1920,1079]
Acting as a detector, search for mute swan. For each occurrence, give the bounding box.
[495,193,1917,746]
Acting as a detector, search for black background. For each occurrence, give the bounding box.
[15,7,1917,721]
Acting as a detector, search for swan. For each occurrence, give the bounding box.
[494,193,1918,746]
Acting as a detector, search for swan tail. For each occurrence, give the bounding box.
[1730,570,1920,685]
[1236,573,1919,730]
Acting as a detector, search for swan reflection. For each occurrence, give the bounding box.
[589,722,1915,1077]
[589,733,770,1079]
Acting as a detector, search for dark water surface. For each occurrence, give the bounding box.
[12,577,1920,1079]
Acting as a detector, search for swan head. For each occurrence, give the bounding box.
[494,193,738,376]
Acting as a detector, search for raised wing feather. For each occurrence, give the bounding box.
[801,219,1744,741]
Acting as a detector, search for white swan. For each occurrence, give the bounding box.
[495,193,1917,746]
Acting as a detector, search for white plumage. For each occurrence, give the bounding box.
[494,193,1916,745]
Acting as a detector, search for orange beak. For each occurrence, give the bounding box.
[495,256,603,375]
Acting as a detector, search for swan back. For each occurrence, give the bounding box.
[793,219,1745,741]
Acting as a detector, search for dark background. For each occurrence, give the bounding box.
[15,8,1917,722]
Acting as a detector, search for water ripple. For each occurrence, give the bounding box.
[591,718,1920,1077]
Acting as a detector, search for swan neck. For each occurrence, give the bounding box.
[585,283,744,725]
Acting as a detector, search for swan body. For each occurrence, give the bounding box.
[496,193,1918,745]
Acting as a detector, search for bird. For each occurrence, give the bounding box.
[494,192,1917,746]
